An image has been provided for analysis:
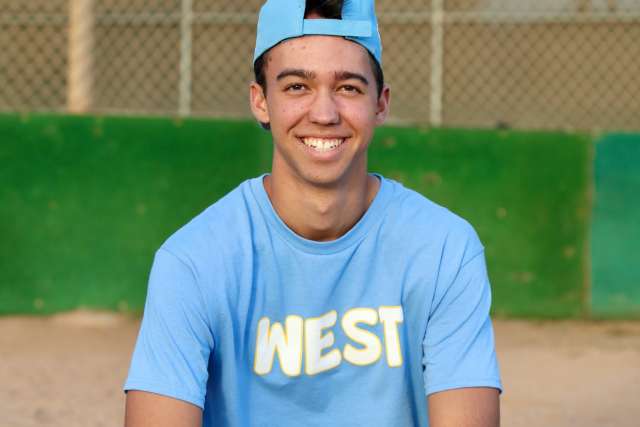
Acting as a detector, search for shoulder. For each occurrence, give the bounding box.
[379,176,483,262]
[158,177,260,268]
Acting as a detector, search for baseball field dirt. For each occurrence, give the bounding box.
[1,312,639,427]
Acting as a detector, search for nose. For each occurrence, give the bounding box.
[308,89,340,125]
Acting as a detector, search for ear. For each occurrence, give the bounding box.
[249,82,270,125]
[374,84,391,125]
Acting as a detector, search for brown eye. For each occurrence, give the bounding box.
[285,83,306,92]
[339,85,362,94]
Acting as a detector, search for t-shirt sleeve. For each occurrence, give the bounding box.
[124,248,214,409]
[422,233,502,396]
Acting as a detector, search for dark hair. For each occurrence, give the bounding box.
[304,0,343,18]
[253,0,385,129]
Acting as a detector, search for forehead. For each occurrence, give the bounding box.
[266,35,373,77]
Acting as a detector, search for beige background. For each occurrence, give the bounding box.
[1,312,639,426]
[0,0,638,130]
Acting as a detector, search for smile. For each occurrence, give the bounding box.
[300,137,346,153]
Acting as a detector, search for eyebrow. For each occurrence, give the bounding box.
[276,69,316,81]
[275,68,369,86]
[334,71,369,86]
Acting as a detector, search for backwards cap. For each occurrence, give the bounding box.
[254,0,382,65]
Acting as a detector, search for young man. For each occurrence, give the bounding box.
[124,1,502,426]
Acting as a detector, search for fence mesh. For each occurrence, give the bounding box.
[1,0,638,131]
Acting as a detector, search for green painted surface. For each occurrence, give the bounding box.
[0,113,272,314]
[591,134,640,317]
[369,127,591,318]
[1,114,590,317]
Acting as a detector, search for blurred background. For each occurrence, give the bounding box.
[1,1,639,426]
[2,0,639,129]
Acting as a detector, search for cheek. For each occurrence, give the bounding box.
[338,100,378,129]
[268,97,307,128]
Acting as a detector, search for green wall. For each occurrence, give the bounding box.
[1,114,593,317]
[591,134,640,317]
[369,127,590,318]
[1,114,272,314]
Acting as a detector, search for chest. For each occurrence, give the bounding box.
[207,242,437,380]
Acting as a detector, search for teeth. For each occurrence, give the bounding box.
[301,138,345,152]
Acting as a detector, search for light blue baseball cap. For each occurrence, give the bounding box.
[254,0,382,65]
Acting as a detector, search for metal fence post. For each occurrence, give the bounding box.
[178,0,193,117]
[67,0,95,113]
[430,0,444,128]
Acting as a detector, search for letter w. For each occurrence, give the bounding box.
[254,315,303,376]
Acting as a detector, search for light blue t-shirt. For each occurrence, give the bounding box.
[124,174,502,426]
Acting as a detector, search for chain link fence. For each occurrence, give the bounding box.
[1,0,638,131]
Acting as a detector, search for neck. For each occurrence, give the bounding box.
[263,171,380,242]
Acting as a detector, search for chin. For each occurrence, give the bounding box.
[298,166,358,188]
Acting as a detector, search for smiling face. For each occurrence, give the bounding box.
[250,35,390,188]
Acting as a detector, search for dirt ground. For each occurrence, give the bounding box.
[1,312,639,427]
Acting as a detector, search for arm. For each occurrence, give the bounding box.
[123,249,214,422]
[422,227,503,424]
[428,387,500,427]
[125,391,202,427]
